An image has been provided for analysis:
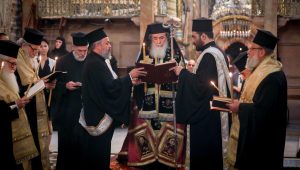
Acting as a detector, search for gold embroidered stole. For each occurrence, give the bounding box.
[17,49,50,169]
[0,79,39,164]
[227,54,282,167]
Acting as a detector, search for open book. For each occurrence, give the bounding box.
[210,96,232,112]
[41,71,67,82]
[26,80,45,98]
[135,62,177,84]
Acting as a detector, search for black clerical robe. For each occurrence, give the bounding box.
[52,52,85,170]
[235,71,287,170]
[0,101,21,170]
[175,42,227,170]
[81,51,132,170]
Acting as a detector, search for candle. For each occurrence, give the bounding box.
[35,56,42,76]
[210,81,225,97]
[0,61,4,75]
[48,57,58,107]
[142,43,146,61]
[229,72,234,100]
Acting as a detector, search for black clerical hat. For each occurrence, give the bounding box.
[253,29,279,50]
[0,40,20,58]
[23,27,44,45]
[71,32,88,46]
[85,28,107,45]
[192,18,213,32]
[232,51,247,72]
[148,23,170,35]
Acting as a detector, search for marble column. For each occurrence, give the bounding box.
[140,0,154,44]
[200,0,208,18]
[264,0,278,36]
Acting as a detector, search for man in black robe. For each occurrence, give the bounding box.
[227,29,287,170]
[52,32,89,170]
[0,40,31,170]
[80,28,146,170]
[171,18,232,170]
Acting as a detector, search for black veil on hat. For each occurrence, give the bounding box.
[71,32,88,46]
[232,51,247,72]
[253,29,279,50]
[192,18,213,32]
[23,27,44,45]
[0,40,20,58]
[85,28,107,45]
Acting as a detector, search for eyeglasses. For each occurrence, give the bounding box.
[248,47,262,51]
[28,44,39,52]
[7,61,17,66]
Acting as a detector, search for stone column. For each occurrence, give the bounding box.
[140,0,154,44]
[264,0,278,36]
[200,0,208,18]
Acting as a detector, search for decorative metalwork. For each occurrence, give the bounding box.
[37,0,140,18]
[212,0,252,39]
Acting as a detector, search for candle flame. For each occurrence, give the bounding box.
[229,72,233,78]
[55,57,58,61]
[210,81,215,86]
[143,43,145,46]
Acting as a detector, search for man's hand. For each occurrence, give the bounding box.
[16,97,30,109]
[45,79,56,90]
[66,81,81,90]
[131,78,143,86]
[169,65,183,76]
[129,67,147,79]
[226,99,240,114]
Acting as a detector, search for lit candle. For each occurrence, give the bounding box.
[142,43,146,61]
[229,72,234,100]
[210,81,225,97]
[0,61,4,75]
[48,57,58,107]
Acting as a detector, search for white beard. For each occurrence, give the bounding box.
[73,51,86,62]
[1,71,19,94]
[246,56,261,71]
[150,41,168,59]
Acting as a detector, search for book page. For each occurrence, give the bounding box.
[26,80,45,98]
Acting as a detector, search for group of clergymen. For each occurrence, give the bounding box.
[0,17,288,170]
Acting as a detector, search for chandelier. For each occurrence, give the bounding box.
[211,0,252,39]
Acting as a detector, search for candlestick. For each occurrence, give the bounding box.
[0,61,4,75]
[48,57,58,107]
[35,56,42,76]
[142,43,146,61]
[210,81,225,97]
[229,72,234,100]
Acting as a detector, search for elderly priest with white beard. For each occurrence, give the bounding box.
[0,40,39,170]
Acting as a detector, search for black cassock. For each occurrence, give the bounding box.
[175,42,226,170]
[52,52,86,170]
[0,101,21,170]
[81,51,132,170]
[235,71,287,170]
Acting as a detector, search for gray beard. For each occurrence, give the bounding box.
[1,71,19,94]
[246,57,260,71]
[150,41,168,59]
[73,51,86,62]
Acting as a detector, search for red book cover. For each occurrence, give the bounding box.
[136,62,178,84]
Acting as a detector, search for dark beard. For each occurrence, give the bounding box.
[195,39,204,51]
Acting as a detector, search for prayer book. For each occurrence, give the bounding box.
[41,71,67,82]
[210,96,232,112]
[26,80,45,98]
[135,62,178,84]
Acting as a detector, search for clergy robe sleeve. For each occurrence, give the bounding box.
[86,61,132,124]
[0,101,19,121]
[175,54,219,124]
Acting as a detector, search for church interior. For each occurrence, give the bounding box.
[1,0,300,169]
